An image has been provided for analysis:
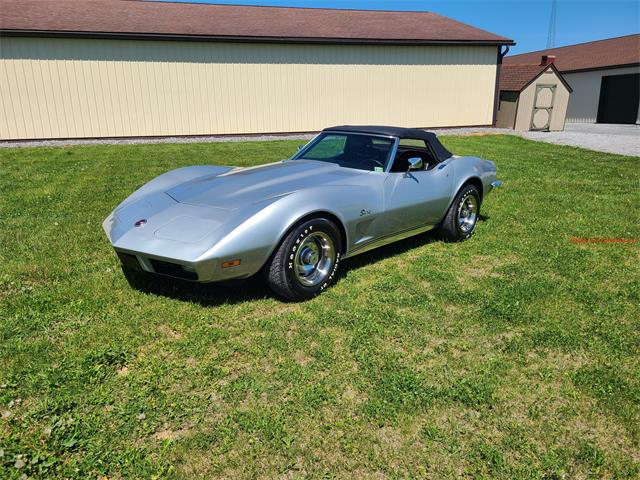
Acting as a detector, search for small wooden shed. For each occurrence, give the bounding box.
[496,56,572,131]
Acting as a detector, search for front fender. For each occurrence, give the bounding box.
[199,185,377,278]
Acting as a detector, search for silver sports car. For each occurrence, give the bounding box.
[104,126,501,300]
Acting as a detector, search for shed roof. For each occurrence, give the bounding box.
[503,34,639,73]
[499,63,572,93]
[0,0,514,46]
[500,64,550,91]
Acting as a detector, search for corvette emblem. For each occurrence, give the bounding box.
[134,219,147,227]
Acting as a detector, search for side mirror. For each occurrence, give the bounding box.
[407,157,423,172]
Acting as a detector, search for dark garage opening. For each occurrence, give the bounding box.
[596,73,640,124]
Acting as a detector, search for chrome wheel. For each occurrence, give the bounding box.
[458,194,478,233]
[293,232,335,287]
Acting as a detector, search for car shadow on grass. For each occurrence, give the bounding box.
[339,214,489,271]
[122,215,490,306]
[122,267,271,307]
[341,230,440,271]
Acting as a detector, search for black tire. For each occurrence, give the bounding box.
[264,218,342,301]
[437,184,481,242]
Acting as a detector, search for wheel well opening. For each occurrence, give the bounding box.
[462,177,483,201]
[291,212,348,254]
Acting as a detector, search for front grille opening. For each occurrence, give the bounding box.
[149,259,198,281]
[117,252,141,271]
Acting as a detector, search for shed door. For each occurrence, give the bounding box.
[530,85,556,131]
[597,73,640,124]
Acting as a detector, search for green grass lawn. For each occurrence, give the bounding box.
[1,135,638,479]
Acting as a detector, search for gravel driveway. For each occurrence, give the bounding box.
[2,123,638,157]
[518,123,640,156]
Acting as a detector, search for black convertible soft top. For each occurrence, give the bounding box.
[323,125,453,163]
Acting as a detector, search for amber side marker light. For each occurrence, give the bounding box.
[222,259,241,268]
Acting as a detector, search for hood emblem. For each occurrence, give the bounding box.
[134,219,147,227]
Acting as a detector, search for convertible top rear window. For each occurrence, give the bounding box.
[293,133,395,172]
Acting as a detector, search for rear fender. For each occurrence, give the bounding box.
[449,156,498,200]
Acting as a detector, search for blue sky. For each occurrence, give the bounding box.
[156,0,639,55]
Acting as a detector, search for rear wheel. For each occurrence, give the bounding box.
[264,218,342,301]
[437,184,481,242]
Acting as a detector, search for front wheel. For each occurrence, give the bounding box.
[437,184,481,242]
[264,218,342,301]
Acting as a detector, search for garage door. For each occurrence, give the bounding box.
[596,73,640,124]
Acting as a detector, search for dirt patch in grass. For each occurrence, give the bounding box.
[153,426,191,441]
[342,385,367,404]
[157,324,184,340]
[293,350,312,366]
[457,254,518,286]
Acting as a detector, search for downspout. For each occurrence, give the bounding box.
[492,45,510,126]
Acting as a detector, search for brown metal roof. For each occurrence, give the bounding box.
[0,0,514,46]
[503,34,640,73]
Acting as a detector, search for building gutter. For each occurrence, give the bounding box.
[492,45,510,126]
[559,63,640,74]
[0,29,515,47]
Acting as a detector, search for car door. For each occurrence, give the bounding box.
[382,144,453,235]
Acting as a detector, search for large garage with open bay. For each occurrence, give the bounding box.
[0,0,513,140]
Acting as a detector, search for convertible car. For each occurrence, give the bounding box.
[104,126,501,300]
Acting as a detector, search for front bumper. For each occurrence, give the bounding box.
[114,248,252,283]
[104,187,282,283]
[116,251,199,281]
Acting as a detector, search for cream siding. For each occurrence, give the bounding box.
[563,66,640,123]
[514,68,571,131]
[0,37,498,140]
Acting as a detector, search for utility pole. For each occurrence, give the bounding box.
[547,0,557,48]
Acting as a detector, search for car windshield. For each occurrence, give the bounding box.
[292,132,395,172]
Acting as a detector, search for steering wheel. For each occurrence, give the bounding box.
[368,158,385,169]
[353,149,384,169]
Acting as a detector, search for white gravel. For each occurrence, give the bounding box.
[1,123,638,156]
[518,123,640,157]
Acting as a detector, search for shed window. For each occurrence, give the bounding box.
[500,91,519,102]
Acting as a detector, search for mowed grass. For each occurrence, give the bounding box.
[0,135,638,479]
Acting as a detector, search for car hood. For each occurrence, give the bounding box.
[165,160,362,208]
